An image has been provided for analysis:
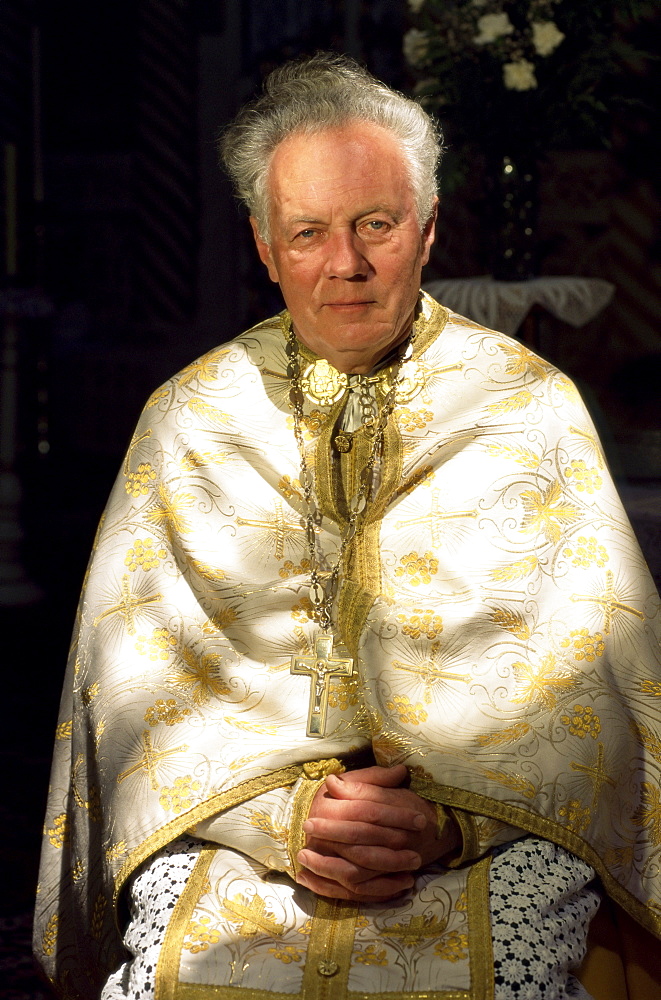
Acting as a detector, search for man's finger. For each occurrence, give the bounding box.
[296,867,415,901]
[305,839,421,873]
[310,793,426,831]
[339,764,408,787]
[303,816,410,849]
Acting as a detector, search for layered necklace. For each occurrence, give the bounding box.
[285,322,414,737]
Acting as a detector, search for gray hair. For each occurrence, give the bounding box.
[219,52,442,243]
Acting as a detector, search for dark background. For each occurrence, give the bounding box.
[1,2,659,995]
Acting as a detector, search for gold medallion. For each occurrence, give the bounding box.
[379,361,426,405]
[333,432,353,453]
[300,359,348,405]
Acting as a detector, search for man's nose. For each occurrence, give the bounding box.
[323,229,369,279]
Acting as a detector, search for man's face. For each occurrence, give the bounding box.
[251,122,436,374]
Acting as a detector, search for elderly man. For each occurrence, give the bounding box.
[35,54,660,1000]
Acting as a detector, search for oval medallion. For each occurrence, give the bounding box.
[300,360,348,405]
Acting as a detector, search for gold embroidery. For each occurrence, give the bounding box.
[487,442,540,470]
[353,943,388,965]
[511,653,577,709]
[393,644,469,704]
[435,929,469,963]
[381,912,449,945]
[105,841,127,863]
[249,810,287,843]
[159,775,201,814]
[482,768,537,800]
[396,406,434,431]
[570,742,616,806]
[145,698,192,727]
[81,682,99,706]
[278,475,304,500]
[187,396,230,425]
[90,893,106,940]
[386,693,428,725]
[47,813,69,848]
[221,892,284,937]
[397,609,444,639]
[124,537,167,572]
[395,550,439,586]
[634,783,661,846]
[489,608,530,639]
[279,558,312,579]
[168,648,231,705]
[502,341,550,380]
[475,721,531,748]
[562,535,608,568]
[41,913,58,956]
[135,628,177,661]
[395,490,476,548]
[520,480,580,544]
[491,554,538,582]
[630,721,661,766]
[125,462,156,497]
[571,570,645,634]
[93,575,162,636]
[182,915,220,953]
[71,860,85,882]
[268,943,304,964]
[225,716,279,736]
[488,389,534,415]
[236,500,305,560]
[558,798,591,834]
[560,705,601,739]
[560,629,606,661]
[147,484,196,535]
[117,730,188,790]
[564,460,603,494]
[640,679,661,697]
[55,720,72,740]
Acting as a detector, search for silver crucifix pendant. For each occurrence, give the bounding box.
[291,634,354,737]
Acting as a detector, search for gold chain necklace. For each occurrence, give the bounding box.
[285,322,414,736]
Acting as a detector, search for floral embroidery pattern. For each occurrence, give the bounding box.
[386,694,428,725]
[144,698,192,727]
[183,916,221,953]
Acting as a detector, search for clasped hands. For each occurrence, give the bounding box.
[296,763,459,902]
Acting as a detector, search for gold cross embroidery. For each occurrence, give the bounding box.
[236,501,304,560]
[393,651,469,704]
[396,490,476,548]
[93,575,162,636]
[117,730,188,790]
[222,893,284,937]
[291,635,354,737]
[570,742,616,807]
[571,571,645,634]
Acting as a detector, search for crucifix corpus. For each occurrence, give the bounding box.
[291,635,354,737]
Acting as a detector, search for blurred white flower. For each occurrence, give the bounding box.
[474,12,514,45]
[403,27,430,67]
[532,21,565,57]
[503,59,537,91]
[407,0,426,12]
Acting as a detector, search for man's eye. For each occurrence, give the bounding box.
[297,229,317,239]
[363,220,390,234]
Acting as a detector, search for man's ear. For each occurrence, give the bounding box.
[420,197,438,267]
[250,217,279,283]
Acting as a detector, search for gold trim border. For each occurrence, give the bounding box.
[410,776,661,940]
[155,845,215,1000]
[114,765,303,905]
